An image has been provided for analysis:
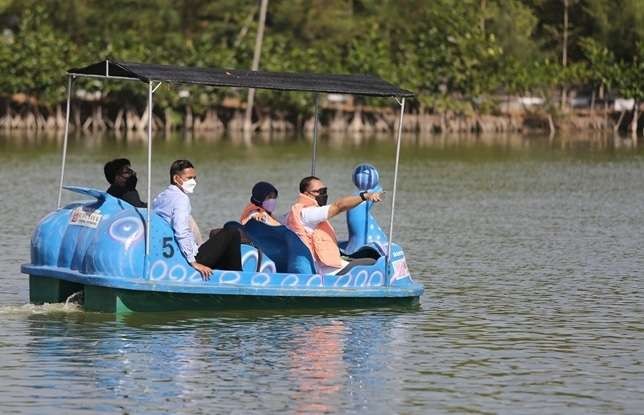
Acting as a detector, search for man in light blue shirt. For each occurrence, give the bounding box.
[153,159,241,279]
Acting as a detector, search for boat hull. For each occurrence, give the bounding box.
[87,284,419,313]
[25,268,423,313]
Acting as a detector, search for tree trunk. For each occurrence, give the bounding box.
[56,104,65,129]
[138,104,149,132]
[94,104,106,131]
[243,0,269,136]
[547,113,556,138]
[82,105,93,131]
[25,107,36,130]
[601,84,608,130]
[153,114,164,130]
[631,100,639,141]
[480,0,486,33]
[329,110,347,131]
[233,5,258,48]
[123,106,148,133]
[439,111,446,134]
[114,109,124,131]
[0,102,10,130]
[303,116,316,133]
[614,110,625,134]
[348,105,364,132]
[259,112,271,132]
[207,110,224,131]
[184,105,193,131]
[36,109,47,130]
[164,108,173,134]
[73,103,81,130]
[560,0,569,111]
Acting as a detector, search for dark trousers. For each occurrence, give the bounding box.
[195,228,242,271]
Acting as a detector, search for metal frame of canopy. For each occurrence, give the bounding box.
[57,60,410,284]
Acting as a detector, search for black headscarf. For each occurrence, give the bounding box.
[250,181,278,206]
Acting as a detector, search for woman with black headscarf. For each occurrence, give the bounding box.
[239,181,280,226]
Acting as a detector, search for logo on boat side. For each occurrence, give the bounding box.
[69,207,102,229]
[391,258,410,282]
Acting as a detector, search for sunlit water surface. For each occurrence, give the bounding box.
[1,133,643,414]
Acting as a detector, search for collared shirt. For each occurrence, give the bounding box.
[300,204,348,275]
[153,185,198,263]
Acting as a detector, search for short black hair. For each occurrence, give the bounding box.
[104,158,130,184]
[299,176,320,193]
[170,159,194,184]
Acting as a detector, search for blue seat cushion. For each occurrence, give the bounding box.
[242,220,315,274]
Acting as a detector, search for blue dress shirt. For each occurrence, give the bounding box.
[153,185,198,263]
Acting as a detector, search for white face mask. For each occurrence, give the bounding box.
[181,178,197,194]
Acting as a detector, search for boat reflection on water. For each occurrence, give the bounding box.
[18,306,418,413]
[288,320,348,413]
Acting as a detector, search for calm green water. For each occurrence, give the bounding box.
[1,132,643,414]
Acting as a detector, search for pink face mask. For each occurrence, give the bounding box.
[262,198,277,213]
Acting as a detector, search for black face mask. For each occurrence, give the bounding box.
[125,173,138,190]
[314,188,328,206]
[315,194,328,206]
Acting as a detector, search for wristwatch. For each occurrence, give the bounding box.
[359,191,368,201]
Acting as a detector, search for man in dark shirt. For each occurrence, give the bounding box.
[104,158,147,208]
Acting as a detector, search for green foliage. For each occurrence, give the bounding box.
[0,0,642,115]
[0,6,77,106]
[614,46,644,102]
[580,37,644,101]
[579,37,617,88]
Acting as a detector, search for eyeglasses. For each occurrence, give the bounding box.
[309,187,327,195]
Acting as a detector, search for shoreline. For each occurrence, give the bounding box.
[0,103,640,137]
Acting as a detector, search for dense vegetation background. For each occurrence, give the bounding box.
[0,0,642,134]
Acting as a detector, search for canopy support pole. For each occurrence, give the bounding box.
[57,75,74,208]
[385,97,405,285]
[145,80,156,277]
[311,93,320,175]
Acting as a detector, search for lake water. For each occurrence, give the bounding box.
[1,132,643,414]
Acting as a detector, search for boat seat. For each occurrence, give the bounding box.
[240,243,276,273]
[242,219,315,274]
[154,219,276,274]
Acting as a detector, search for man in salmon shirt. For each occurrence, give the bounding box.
[286,176,382,276]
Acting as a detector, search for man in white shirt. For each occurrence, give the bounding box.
[286,176,382,275]
[153,160,241,279]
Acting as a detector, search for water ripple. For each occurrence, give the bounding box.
[1,138,643,413]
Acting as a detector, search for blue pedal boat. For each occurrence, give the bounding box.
[21,60,424,312]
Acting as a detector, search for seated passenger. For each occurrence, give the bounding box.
[240,181,281,226]
[286,176,382,275]
[103,158,146,207]
[153,159,241,279]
